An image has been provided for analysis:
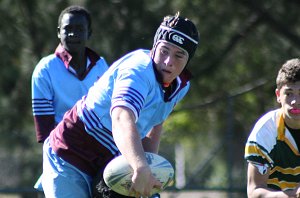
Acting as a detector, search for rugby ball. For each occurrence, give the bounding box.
[103,152,174,196]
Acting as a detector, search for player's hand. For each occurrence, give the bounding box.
[130,165,162,197]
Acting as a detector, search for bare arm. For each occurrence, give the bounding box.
[142,123,163,154]
[247,162,300,198]
[111,106,162,197]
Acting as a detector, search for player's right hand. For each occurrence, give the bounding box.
[130,165,162,198]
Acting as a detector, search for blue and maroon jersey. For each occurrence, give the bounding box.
[76,49,190,155]
[49,49,192,175]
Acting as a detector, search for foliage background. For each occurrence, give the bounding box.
[0,0,299,196]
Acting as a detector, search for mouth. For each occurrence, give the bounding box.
[66,38,82,44]
[290,109,300,114]
[162,69,171,74]
[67,41,81,45]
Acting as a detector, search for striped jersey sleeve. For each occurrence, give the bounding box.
[110,69,148,122]
[244,110,278,168]
[108,51,152,122]
[32,57,55,116]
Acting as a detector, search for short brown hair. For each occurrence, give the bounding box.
[276,58,300,89]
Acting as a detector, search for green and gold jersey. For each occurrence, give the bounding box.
[245,109,300,191]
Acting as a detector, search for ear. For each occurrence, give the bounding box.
[275,88,281,103]
[57,27,61,39]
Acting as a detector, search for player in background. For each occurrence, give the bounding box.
[245,58,300,198]
[31,5,108,191]
[41,12,199,198]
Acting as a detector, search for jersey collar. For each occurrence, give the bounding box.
[153,62,192,102]
[54,44,101,80]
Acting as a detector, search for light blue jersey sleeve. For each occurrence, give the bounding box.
[111,64,151,122]
[32,55,56,116]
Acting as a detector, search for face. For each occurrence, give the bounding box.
[276,81,300,129]
[57,13,90,54]
[152,42,188,84]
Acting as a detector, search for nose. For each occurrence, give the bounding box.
[164,56,174,67]
[68,32,74,37]
[291,95,300,106]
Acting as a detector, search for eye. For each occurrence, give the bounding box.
[62,25,72,33]
[160,48,168,55]
[76,26,85,32]
[285,92,292,96]
[63,24,70,30]
[176,52,188,61]
[175,54,184,59]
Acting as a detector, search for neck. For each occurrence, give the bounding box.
[285,119,300,130]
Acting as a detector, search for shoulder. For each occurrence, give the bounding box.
[251,109,278,132]
[112,49,153,76]
[34,54,60,71]
[96,56,109,69]
[247,109,280,149]
[121,49,151,67]
[91,56,109,74]
[105,50,155,92]
[33,54,59,76]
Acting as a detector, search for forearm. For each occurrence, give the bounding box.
[247,163,298,198]
[142,124,163,154]
[111,107,148,171]
[248,188,295,198]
